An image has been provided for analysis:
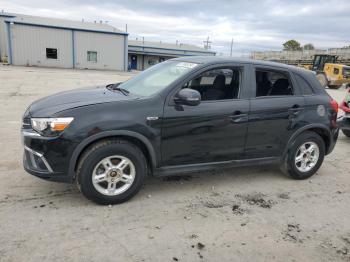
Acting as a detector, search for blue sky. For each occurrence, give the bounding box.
[1,0,350,56]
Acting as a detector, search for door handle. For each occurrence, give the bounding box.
[230,111,248,123]
[289,105,304,117]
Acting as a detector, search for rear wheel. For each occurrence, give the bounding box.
[342,129,350,137]
[283,132,325,180]
[316,73,328,88]
[77,139,147,205]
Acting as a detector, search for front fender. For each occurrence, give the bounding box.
[68,130,157,181]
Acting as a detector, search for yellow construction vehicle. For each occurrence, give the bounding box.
[310,54,350,89]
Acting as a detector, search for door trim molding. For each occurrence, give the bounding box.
[154,156,279,177]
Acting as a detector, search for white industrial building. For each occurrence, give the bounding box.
[0,13,128,70]
[0,12,215,71]
[128,40,216,70]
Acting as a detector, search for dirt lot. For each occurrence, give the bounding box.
[0,65,350,262]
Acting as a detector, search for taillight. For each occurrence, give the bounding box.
[330,98,338,114]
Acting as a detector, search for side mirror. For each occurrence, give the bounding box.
[174,88,201,106]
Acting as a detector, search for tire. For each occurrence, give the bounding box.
[77,139,147,205]
[316,73,328,88]
[328,85,341,89]
[342,129,350,137]
[283,131,325,180]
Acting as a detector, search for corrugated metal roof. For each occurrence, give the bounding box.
[2,12,126,34]
[128,40,215,54]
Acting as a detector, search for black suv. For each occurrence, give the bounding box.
[22,57,339,204]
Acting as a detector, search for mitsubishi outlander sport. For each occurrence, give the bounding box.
[21,57,339,204]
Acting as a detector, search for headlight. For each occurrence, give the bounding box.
[31,117,74,136]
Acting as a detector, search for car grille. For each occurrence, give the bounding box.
[22,117,31,129]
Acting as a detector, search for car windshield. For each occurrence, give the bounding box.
[118,61,198,96]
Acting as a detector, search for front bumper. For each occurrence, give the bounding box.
[22,129,75,183]
[24,145,53,173]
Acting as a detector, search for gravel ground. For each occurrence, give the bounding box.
[0,65,350,262]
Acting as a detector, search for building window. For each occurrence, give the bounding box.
[46,48,57,59]
[87,51,97,62]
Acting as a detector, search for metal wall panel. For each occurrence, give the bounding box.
[10,24,73,68]
[74,31,125,70]
[0,18,8,61]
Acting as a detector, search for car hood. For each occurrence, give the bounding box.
[27,85,138,117]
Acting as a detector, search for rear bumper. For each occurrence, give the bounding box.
[326,127,339,155]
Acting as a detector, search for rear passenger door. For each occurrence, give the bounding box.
[245,66,305,158]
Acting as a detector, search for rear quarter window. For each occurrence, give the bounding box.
[294,74,314,95]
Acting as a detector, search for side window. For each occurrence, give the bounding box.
[294,74,314,95]
[256,69,293,97]
[184,68,241,101]
[333,68,339,75]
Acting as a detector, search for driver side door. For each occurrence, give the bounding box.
[160,64,250,167]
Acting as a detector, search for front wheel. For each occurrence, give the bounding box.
[77,139,147,205]
[283,132,325,180]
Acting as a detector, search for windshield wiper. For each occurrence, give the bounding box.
[106,83,130,96]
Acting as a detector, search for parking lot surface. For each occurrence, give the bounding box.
[0,65,350,262]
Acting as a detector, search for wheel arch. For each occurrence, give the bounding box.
[68,131,157,180]
[283,124,331,161]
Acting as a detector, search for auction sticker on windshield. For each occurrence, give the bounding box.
[176,62,198,69]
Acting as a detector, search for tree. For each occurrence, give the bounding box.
[283,40,302,51]
[303,43,315,50]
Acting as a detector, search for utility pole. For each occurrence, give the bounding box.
[203,36,212,50]
[230,38,233,57]
[125,24,128,33]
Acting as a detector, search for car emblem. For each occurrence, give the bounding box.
[146,116,159,121]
